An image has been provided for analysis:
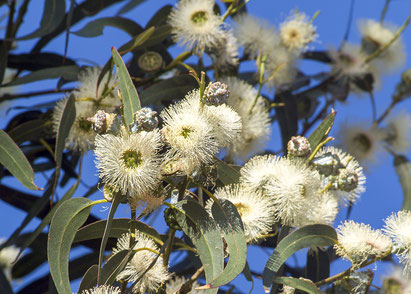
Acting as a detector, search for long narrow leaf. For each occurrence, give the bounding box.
[17,0,66,40]
[173,200,224,293]
[112,47,141,125]
[262,224,337,292]
[0,129,40,190]
[48,198,93,294]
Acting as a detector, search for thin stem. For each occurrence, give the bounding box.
[11,0,30,37]
[340,0,355,49]
[130,209,136,244]
[380,0,391,23]
[368,91,377,122]
[376,100,396,125]
[315,251,392,286]
[0,88,74,102]
[308,137,334,161]
[365,15,411,64]
[179,266,205,294]
[162,228,175,266]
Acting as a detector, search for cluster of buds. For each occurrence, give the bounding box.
[202,81,230,106]
[87,110,121,134]
[394,68,411,102]
[287,136,311,157]
[130,107,159,133]
[312,150,359,192]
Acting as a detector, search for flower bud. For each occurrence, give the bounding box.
[337,168,359,192]
[203,81,230,106]
[287,136,311,157]
[312,152,344,176]
[138,51,163,72]
[130,107,159,133]
[88,110,120,134]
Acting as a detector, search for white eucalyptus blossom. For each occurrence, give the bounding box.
[79,285,120,294]
[74,67,120,109]
[165,276,206,294]
[359,19,406,72]
[94,128,162,196]
[113,231,171,293]
[168,0,223,54]
[296,192,339,227]
[264,42,298,87]
[337,122,384,167]
[53,98,97,152]
[222,77,271,161]
[383,211,411,275]
[335,220,392,268]
[381,110,411,154]
[234,14,279,58]
[382,267,411,294]
[0,239,19,281]
[206,184,275,243]
[314,146,366,204]
[161,99,219,173]
[240,154,279,193]
[279,11,317,52]
[329,43,369,80]
[211,30,239,69]
[264,158,323,226]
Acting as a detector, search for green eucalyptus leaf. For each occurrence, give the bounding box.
[0,129,40,190]
[0,41,7,85]
[112,47,141,125]
[205,199,247,288]
[33,0,125,52]
[116,0,147,15]
[55,94,76,182]
[0,268,13,294]
[4,65,81,86]
[48,197,93,294]
[262,224,337,291]
[215,158,241,186]
[73,17,142,37]
[146,5,173,28]
[96,27,155,90]
[173,200,224,293]
[307,109,336,151]
[100,249,134,285]
[394,155,411,210]
[140,74,198,106]
[17,0,66,40]
[8,119,51,144]
[7,53,76,71]
[142,25,172,47]
[78,264,98,292]
[97,195,121,284]
[273,277,322,294]
[74,218,163,246]
[15,175,81,263]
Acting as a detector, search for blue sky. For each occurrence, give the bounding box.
[0,0,411,292]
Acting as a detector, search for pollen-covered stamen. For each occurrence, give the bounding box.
[78,117,93,132]
[287,135,311,157]
[191,10,208,25]
[235,202,250,217]
[121,150,143,169]
[180,127,192,139]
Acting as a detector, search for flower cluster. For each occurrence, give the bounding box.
[52,67,120,153]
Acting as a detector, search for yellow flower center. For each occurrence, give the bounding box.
[235,202,250,217]
[181,127,192,139]
[121,150,143,169]
[191,11,208,26]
